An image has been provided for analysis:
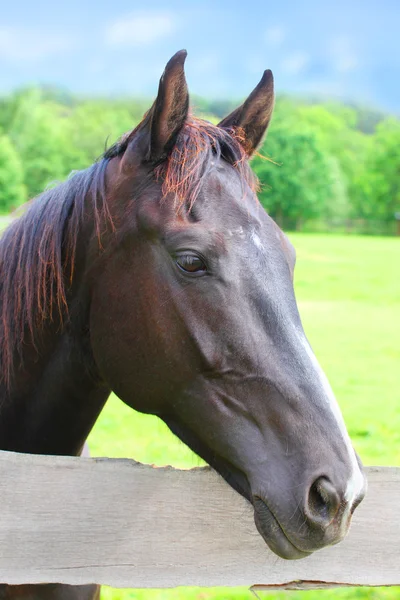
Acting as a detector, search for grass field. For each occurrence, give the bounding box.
[87,232,399,600]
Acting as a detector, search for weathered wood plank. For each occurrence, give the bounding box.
[0,451,398,589]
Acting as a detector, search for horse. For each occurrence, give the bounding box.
[0,51,366,599]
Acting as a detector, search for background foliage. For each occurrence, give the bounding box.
[0,87,399,234]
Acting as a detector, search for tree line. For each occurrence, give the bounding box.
[0,87,399,234]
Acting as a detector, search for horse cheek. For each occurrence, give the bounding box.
[89,265,195,415]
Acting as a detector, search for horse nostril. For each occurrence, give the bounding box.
[307,477,341,526]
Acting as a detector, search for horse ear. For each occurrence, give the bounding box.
[144,49,189,163]
[218,70,274,157]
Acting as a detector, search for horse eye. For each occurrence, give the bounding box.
[175,253,207,274]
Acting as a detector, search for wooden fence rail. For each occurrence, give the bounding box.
[0,451,399,590]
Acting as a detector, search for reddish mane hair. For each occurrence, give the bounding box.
[156,118,257,210]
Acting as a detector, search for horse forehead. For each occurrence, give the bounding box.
[195,167,293,262]
[199,164,261,226]
[202,162,245,200]
[203,162,295,263]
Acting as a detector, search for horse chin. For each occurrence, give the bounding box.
[253,497,312,560]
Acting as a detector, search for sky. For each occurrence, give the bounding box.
[1,0,399,111]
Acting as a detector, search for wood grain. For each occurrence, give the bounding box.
[0,451,398,589]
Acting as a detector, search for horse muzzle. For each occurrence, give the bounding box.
[252,471,367,559]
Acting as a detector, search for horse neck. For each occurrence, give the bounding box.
[0,219,111,457]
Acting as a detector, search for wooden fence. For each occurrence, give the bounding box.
[0,450,399,590]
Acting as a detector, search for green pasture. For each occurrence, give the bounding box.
[87,233,400,600]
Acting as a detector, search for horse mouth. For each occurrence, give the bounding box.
[253,497,312,560]
[213,456,312,560]
[162,415,312,559]
[213,458,313,560]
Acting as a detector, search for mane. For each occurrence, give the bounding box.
[0,161,111,388]
[0,116,256,388]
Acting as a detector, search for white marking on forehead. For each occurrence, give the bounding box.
[251,230,264,250]
[299,335,365,506]
[228,226,245,238]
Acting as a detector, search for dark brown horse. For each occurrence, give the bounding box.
[0,51,366,599]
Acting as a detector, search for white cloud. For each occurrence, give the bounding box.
[335,55,358,73]
[265,26,286,47]
[106,11,176,46]
[329,35,359,73]
[281,52,309,75]
[0,26,73,62]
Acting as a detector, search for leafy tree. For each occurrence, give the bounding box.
[62,101,135,172]
[6,90,142,199]
[354,118,400,222]
[0,135,26,213]
[8,89,68,199]
[289,104,372,221]
[253,123,339,229]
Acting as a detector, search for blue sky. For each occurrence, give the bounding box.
[1,0,399,111]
